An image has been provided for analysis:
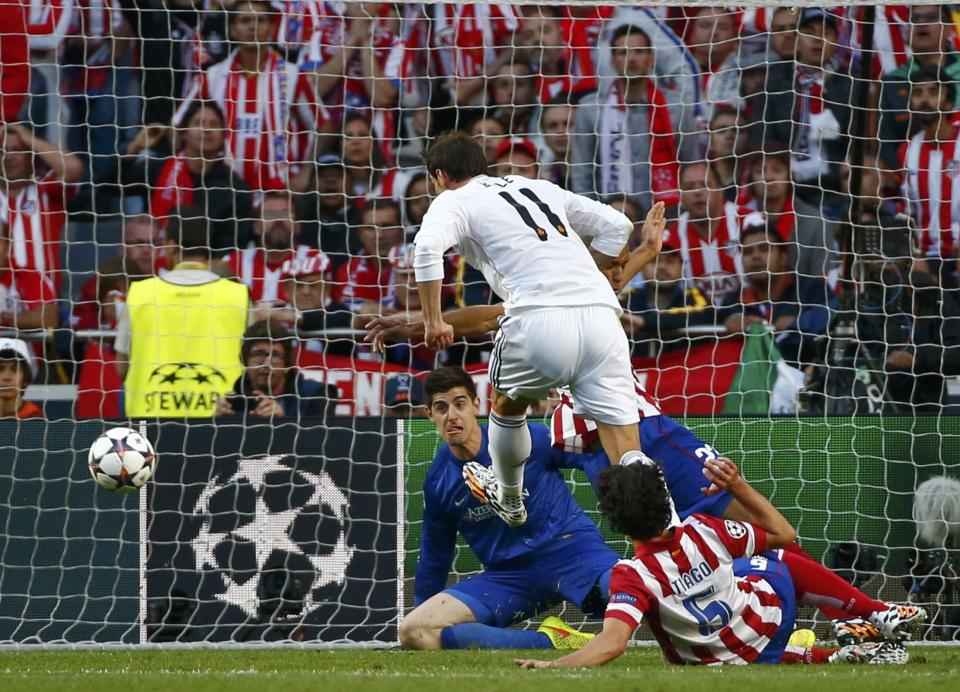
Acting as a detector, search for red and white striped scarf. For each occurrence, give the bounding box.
[600,79,680,204]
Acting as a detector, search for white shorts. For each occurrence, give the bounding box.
[489,305,639,426]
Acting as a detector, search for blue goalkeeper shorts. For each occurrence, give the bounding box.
[733,552,798,664]
[444,530,619,628]
[639,415,734,520]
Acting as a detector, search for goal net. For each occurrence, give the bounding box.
[1,1,959,646]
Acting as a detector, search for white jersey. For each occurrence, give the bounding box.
[413,175,633,314]
[606,514,784,665]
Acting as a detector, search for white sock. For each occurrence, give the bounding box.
[488,412,530,498]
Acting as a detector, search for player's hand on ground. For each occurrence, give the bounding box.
[425,320,455,350]
[701,456,740,495]
[515,658,553,669]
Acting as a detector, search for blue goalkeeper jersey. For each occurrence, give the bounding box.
[414,423,609,605]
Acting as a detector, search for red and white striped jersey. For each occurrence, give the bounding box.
[429,2,520,80]
[0,266,57,314]
[330,253,393,309]
[605,513,781,665]
[899,126,960,258]
[273,0,324,63]
[224,245,311,304]
[0,174,72,291]
[175,48,324,191]
[551,374,661,453]
[666,203,764,306]
[26,0,74,54]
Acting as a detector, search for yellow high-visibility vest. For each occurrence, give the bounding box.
[124,272,248,417]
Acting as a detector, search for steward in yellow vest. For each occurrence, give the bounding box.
[114,213,249,417]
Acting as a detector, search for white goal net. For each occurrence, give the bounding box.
[1,1,959,646]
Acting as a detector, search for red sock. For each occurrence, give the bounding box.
[780,543,886,620]
[780,646,837,665]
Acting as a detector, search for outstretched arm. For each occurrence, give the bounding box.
[702,457,797,549]
[361,304,504,352]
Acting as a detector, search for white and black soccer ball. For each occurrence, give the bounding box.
[88,427,157,493]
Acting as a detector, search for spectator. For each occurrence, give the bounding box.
[95,102,253,250]
[898,64,960,288]
[0,122,83,292]
[539,99,575,188]
[175,0,324,191]
[720,223,833,368]
[60,0,136,188]
[399,170,429,238]
[666,161,763,306]
[571,23,681,211]
[0,210,58,332]
[332,197,404,311]
[253,249,355,357]
[744,148,839,285]
[297,153,358,270]
[841,149,901,226]
[516,7,594,103]
[72,215,158,333]
[686,7,740,90]
[765,6,798,63]
[341,112,386,206]
[705,106,743,200]
[225,192,312,305]
[115,211,249,418]
[492,137,539,179]
[468,115,508,164]
[213,320,338,419]
[857,260,960,412]
[748,8,852,211]
[488,61,539,136]
[0,337,42,418]
[383,372,426,417]
[305,2,409,164]
[878,4,960,168]
[619,242,714,355]
[427,2,521,108]
[135,0,230,124]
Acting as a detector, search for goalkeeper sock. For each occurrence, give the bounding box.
[488,411,530,498]
[780,543,886,620]
[440,623,551,649]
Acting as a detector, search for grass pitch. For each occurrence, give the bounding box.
[2,647,959,692]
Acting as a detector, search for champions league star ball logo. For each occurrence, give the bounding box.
[190,455,354,618]
[148,363,227,386]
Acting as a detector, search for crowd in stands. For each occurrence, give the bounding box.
[3,2,960,417]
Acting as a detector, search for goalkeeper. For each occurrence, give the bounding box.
[401,365,618,651]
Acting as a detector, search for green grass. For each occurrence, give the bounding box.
[1,647,959,692]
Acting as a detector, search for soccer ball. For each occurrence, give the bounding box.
[88,427,157,493]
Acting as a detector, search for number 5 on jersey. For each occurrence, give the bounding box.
[499,188,568,241]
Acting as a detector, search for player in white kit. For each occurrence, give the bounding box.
[414,131,667,526]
